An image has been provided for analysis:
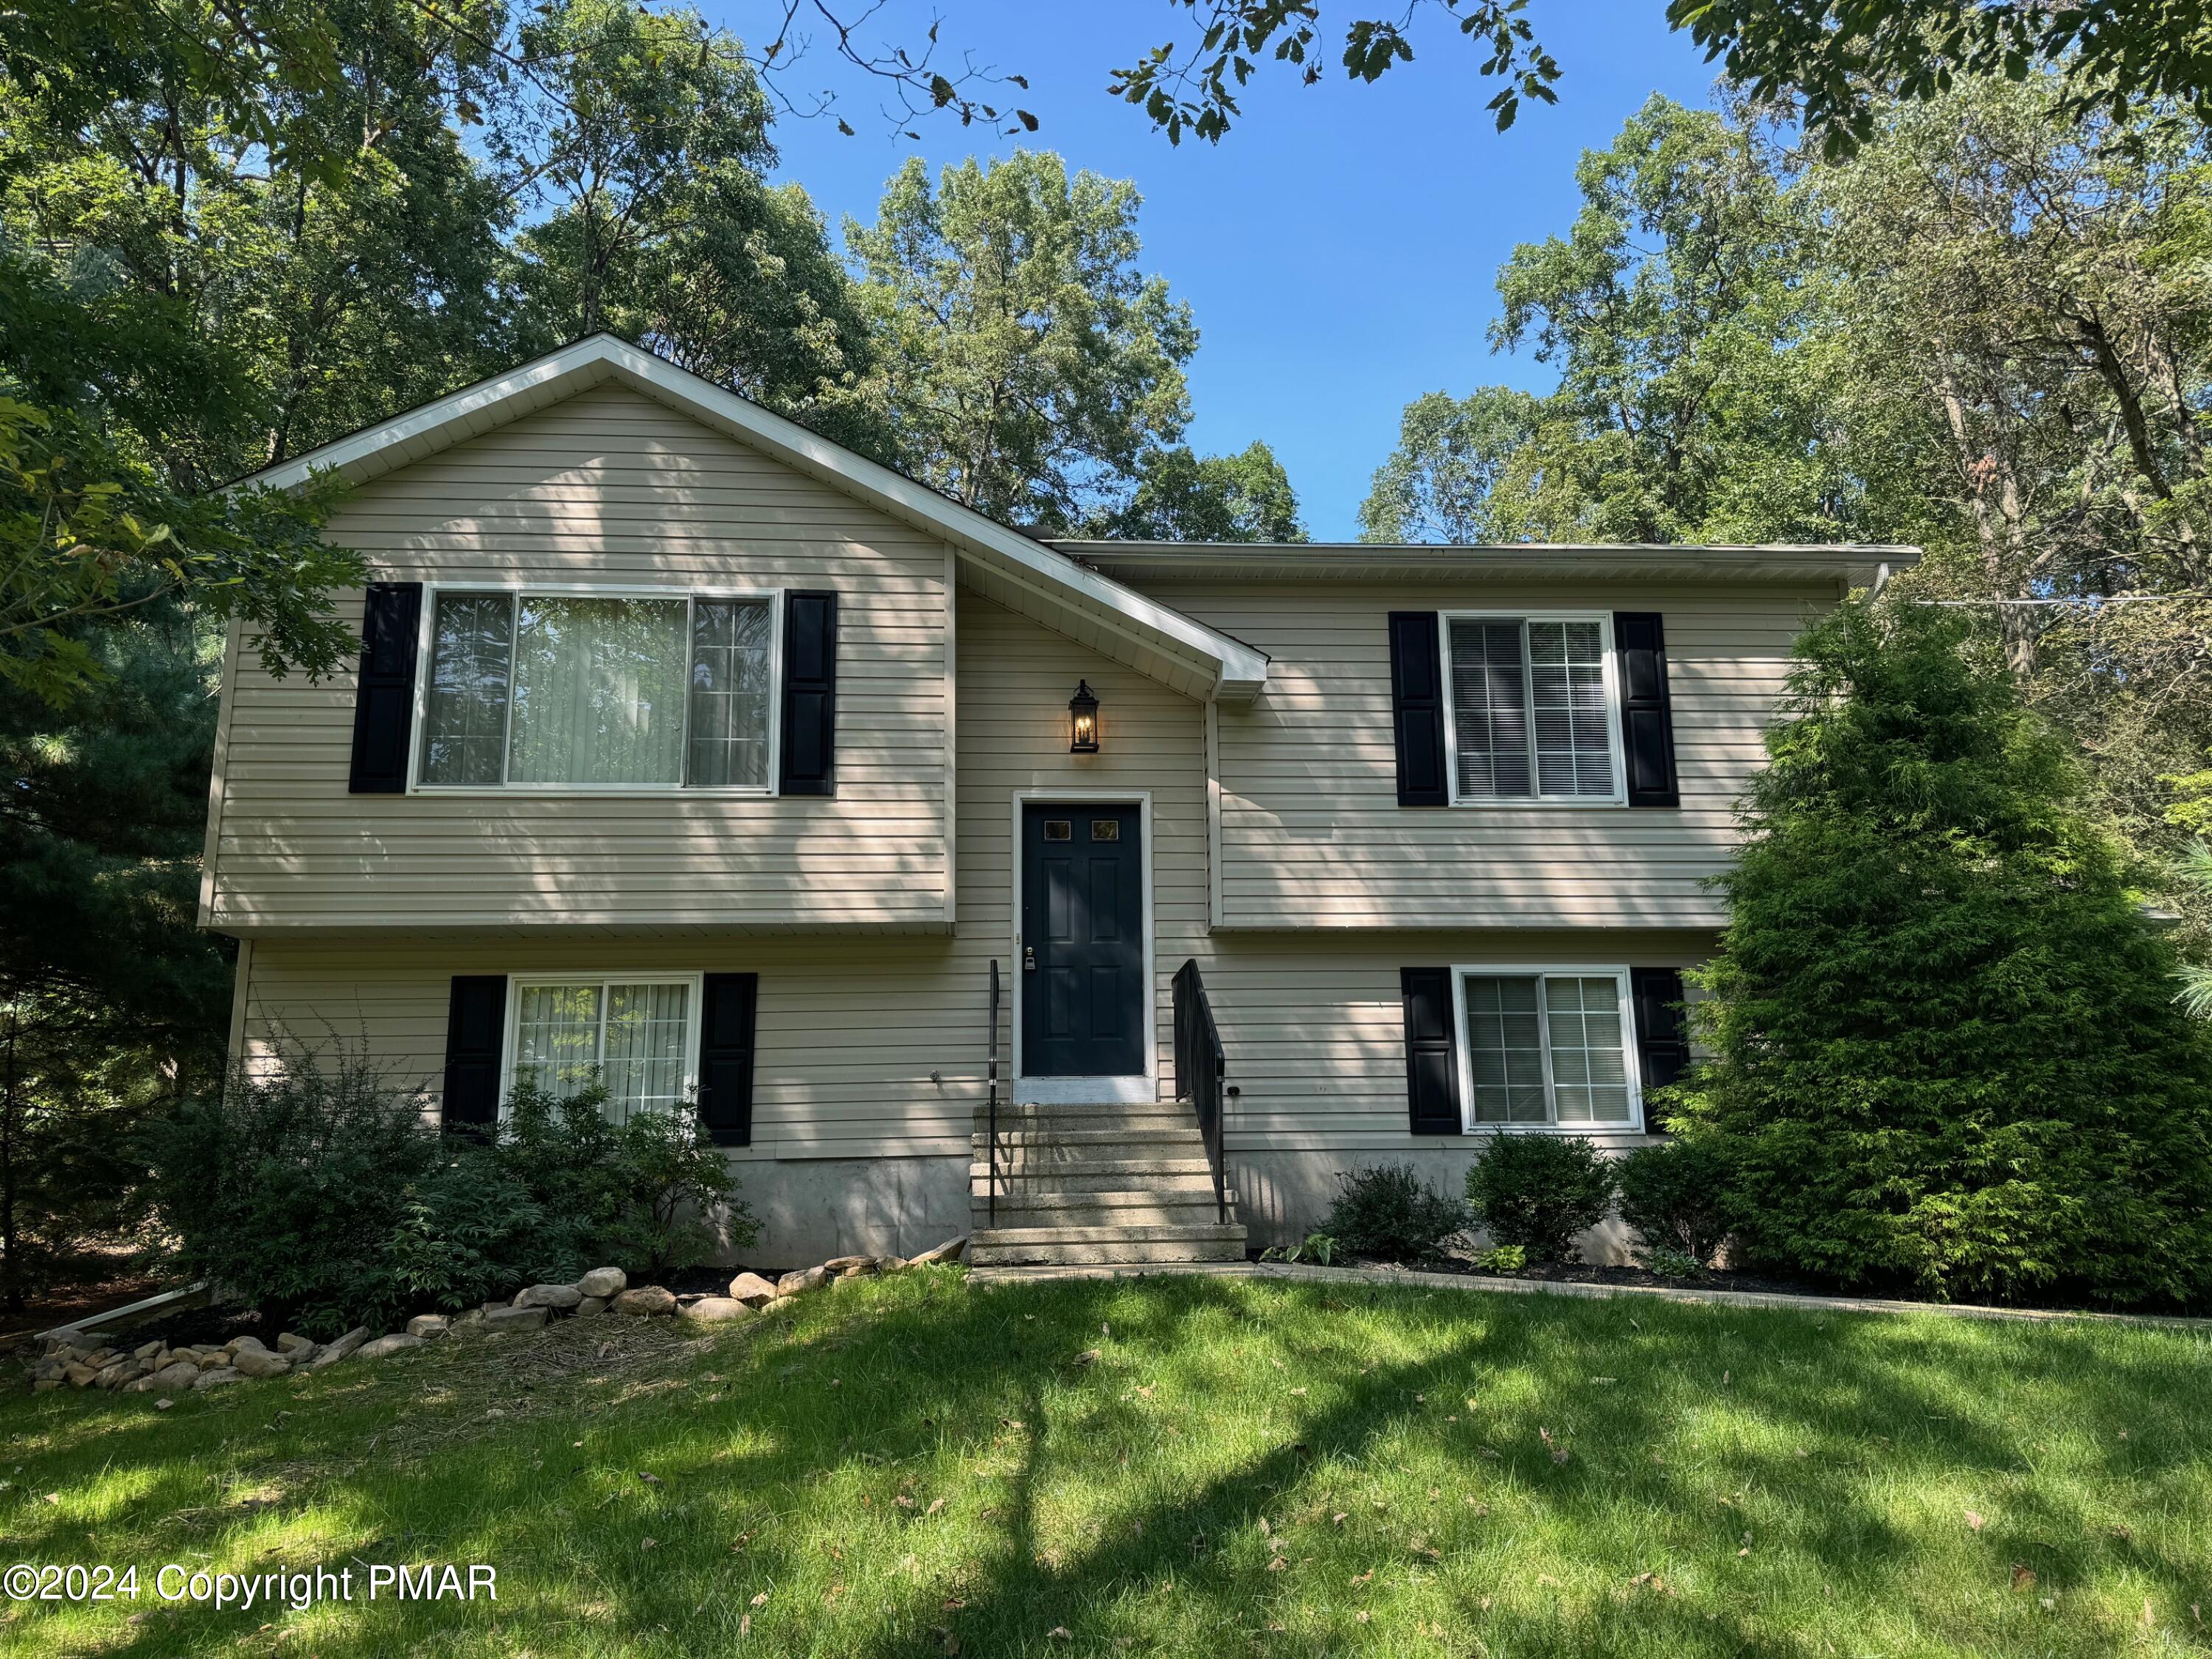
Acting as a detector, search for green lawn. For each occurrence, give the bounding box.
[3,1269,2209,1657]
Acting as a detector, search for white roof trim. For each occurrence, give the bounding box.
[241,335,1269,703]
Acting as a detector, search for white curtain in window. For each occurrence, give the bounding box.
[508,598,687,785]
[602,983,691,1124]
[687,599,773,786]
[1448,620,1533,799]
[422,594,514,785]
[514,983,602,1103]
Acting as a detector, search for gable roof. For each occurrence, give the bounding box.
[240,334,1269,703]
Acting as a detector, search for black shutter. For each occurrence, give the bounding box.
[1630,967,1690,1133]
[1401,966,1461,1135]
[1388,611,1449,807]
[697,973,759,1147]
[348,582,422,793]
[1614,612,1679,807]
[441,975,506,1137]
[779,591,837,796]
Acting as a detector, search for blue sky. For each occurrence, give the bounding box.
[726,3,1723,540]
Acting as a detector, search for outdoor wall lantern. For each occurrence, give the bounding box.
[1068,680,1101,754]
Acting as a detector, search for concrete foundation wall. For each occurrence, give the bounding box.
[1229,1144,1640,1266]
[734,1153,971,1269]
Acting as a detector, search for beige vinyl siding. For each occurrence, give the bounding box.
[233,591,1208,1158]
[1194,929,1709,1151]
[953,588,1208,1094]
[1142,580,1832,929]
[204,383,951,933]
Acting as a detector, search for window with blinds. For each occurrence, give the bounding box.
[1444,616,1619,801]
[1459,970,1638,1128]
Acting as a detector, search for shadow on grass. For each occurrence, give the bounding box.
[6,1271,2210,1658]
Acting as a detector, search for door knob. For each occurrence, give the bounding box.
[1023,945,1037,971]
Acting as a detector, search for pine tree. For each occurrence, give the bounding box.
[1677,597,2212,1307]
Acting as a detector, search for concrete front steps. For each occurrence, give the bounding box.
[969,1101,1248,1267]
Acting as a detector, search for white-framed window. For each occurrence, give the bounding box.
[1454,965,1642,1130]
[504,973,702,1125]
[415,587,779,793]
[1441,612,1624,804]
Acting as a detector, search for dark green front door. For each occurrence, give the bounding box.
[1020,804,1144,1077]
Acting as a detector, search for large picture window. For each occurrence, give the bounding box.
[507,975,699,1125]
[1444,613,1621,803]
[418,590,776,790]
[1455,966,1641,1130]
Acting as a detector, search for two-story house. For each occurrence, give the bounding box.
[201,335,1912,1266]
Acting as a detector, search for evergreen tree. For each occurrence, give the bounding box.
[1677,597,2212,1308]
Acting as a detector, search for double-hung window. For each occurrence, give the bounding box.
[1443,613,1623,804]
[507,975,700,1125]
[417,589,777,791]
[1455,967,1641,1130]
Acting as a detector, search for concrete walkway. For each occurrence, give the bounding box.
[968,1258,2212,1331]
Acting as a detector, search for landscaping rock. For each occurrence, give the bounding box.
[94,1360,134,1390]
[232,1349,292,1380]
[195,1352,229,1371]
[911,1235,969,1266]
[195,1366,243,1388]
[824,1254,877,1276]
[406,1315,450,1340]
[451,1309,484,1332]
[726,1271,779,1304]
[148,1361,203,1392]
[575,1267,627,1298]
[877,1255,911,1273]
[32,1379,60,1392]
[134,1340,163,1361]
[226,1335,268,1358]
[483,1305,547,1334]
[357,1333,425,1360]
[309,1328,371,1368]
[64,1363,97,1388]
[577,1296,608,1317]
[276,1332,316,1355]
[611,1285,677,1318]
[776,1265,828,1298]
[516,1284,582,1311]
[684,1296,754,1324]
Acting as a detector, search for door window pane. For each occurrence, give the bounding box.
[686,599,773,787]
[1448,620,1532,799]
[1462,975,1548,1124]
[508,597,689,785]
[421,594,513,785]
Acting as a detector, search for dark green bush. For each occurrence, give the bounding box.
[1677,599,2212,1307]
[143,1041,546,1336]
[1615,1137,1731,1266]
[147,1048,759,1336]
[1323,1164,1468,1262]
[1465,1134,1615,1264]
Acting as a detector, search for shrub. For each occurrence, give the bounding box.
[1642,1245,1704,1279]
[147,1048,759,1336]
[1615,1138,1730,1266]
[1472,1243,1526,1274]
[493,1076,758,1279]
[1465,1135,1615,1264]
[143,1041,548,1337]
[1678,598,2212,1307]
[1323,1165,1467,1262]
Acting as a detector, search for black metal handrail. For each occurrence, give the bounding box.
[1171,959,1228,1226]
[985,959,1002,1226]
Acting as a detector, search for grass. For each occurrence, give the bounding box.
[2,1268,2210,1657]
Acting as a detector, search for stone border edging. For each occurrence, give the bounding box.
[969,1259,2212,1331]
